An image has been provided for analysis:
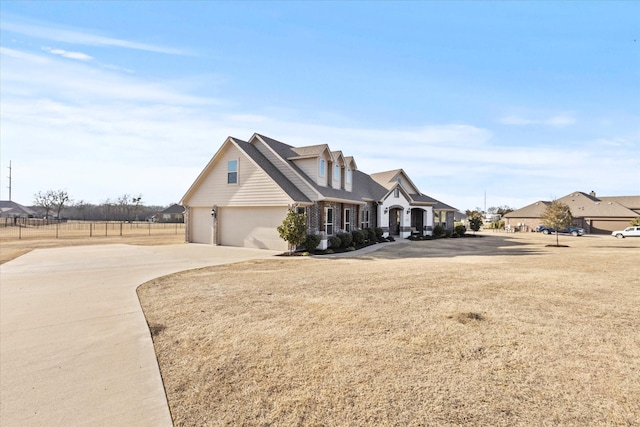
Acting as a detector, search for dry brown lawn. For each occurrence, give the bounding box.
[0,234,185,264]
[138,232,640,427]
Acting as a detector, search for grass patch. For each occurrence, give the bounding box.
[138,233,640,426]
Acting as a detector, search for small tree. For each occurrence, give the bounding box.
[631,217,640,226]
[468,212,483,234]
[540,200,573,246]
[277,210,307,254]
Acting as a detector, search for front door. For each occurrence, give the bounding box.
[411,209,423,233]
[389,208,401,235]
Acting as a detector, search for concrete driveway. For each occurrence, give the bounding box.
[0,243,278,427]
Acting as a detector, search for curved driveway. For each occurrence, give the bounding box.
[0,243,277,427]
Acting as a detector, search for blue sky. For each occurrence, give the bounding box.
[1,1,638,211]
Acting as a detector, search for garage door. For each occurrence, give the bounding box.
[190,207,213,244]
[219,206,289,251]
[590,220,633,234]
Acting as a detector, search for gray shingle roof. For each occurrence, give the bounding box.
[0,200,38,217]
[250,134,456,210]
[233,138,311,204]
[161,204,184,214]
[289,144,328,158]
[504,201,551,218]
[505,191,640,219]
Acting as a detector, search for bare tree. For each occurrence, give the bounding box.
[34,190,55,219]
[52,190,71,219]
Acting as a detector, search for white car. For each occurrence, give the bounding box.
[611,226,640,238]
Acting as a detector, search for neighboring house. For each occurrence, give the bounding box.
[154,204,185,223]
[0,200,38,218]
[504,191,640,234]
[181,133,457,251]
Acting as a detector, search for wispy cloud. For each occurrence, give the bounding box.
[0,45,636,209]
[42,46,93,61]
[499,113,576,127]
[2,18,187,55]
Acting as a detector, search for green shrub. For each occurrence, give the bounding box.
[444,228,453,238]
[374,227,384,241]
[433,224,444,237]
[365,228,377,242]
[454,225,466,236]
[337,232,353,248]
[352,230,365,245]
[328,235,342,249]
[303,234,321,252]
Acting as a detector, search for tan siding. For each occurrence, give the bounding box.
[399,171,420,194]
[292,158,317,184]
[187,144,293,207]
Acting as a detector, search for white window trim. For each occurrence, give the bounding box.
[325,207,334,235]
[344,208,351,232]
[227,159,238,184]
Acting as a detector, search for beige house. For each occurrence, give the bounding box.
[504,191,640,234]
[181,133,456,250]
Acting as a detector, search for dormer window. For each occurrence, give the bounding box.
[227,160,238,184]
[319,159,326,177]
[334,164,340,181]
[346,168,352,184]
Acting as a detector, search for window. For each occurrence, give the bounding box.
[346,168,352,184]
[334,164,340,181]
[394,187,400,198]
[361,210,370,229]
[344,208,351,232]
[227,160,238,184]
[325,207,334,235]
[296,207,305,215]
[319,159,325,177]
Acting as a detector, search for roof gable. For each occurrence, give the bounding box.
[181,136,310,205]
[504,201,552,218]
[370,169,421,195]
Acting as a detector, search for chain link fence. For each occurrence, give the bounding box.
[0,219,185,240]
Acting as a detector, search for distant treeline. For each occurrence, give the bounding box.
[29,202,175,222]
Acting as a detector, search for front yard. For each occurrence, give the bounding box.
[138,232,640,426]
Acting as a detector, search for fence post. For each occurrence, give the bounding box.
[56,222,59,239]
[105,222,108,237]
[120,222,123,236]
[90,222,93,237]
[148,221,151,236]
[19,224,22,239]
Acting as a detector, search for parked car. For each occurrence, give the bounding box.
[536,225,585,236]
[611,226,640,238]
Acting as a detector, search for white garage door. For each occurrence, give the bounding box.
[219,206,288,251]
[190,207,213,244]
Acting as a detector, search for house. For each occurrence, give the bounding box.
[181,133,457,250]
[0,200,38,218]
[503,191,640,234]
[153,204,184,223]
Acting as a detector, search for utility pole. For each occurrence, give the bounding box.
[7,160,11,201]
[484,189,486,214]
